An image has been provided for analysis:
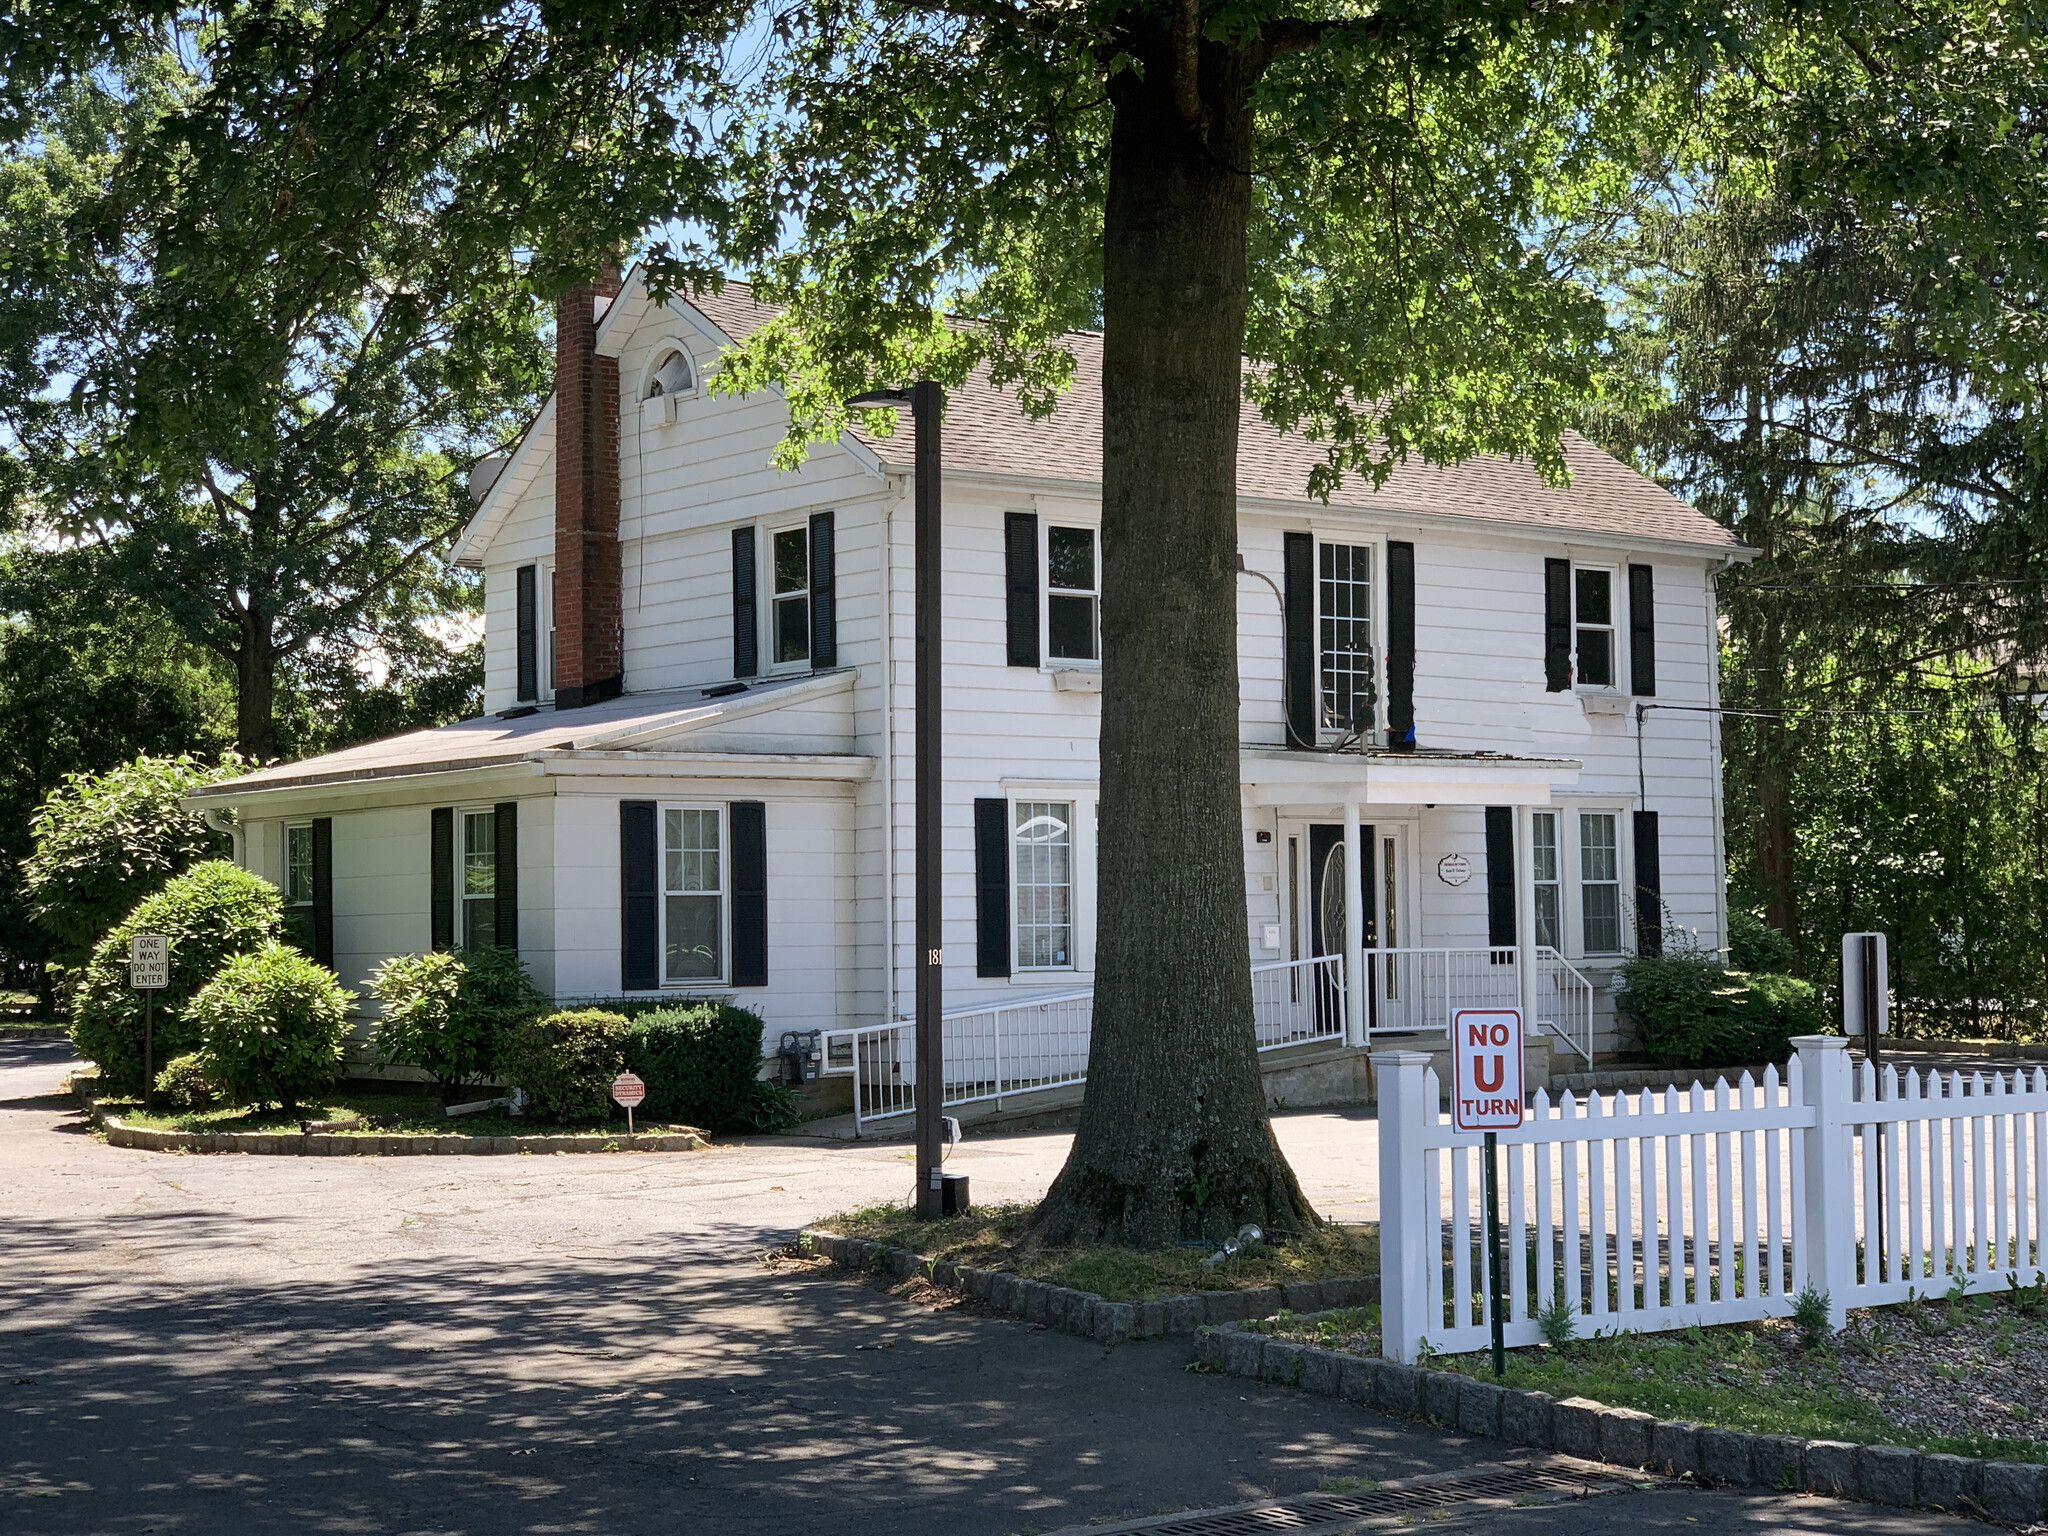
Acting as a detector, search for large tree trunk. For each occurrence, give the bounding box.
[235,606,278,761]
[1030,28,1316,1246]
[1749,613,1800,973]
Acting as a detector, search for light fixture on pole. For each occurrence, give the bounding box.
[847,383,958,1220]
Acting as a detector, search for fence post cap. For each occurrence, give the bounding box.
[1790,1035,1850,1053]
[1369,1050,1435,1066]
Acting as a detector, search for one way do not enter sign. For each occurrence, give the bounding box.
[1452,1008,1524,1133]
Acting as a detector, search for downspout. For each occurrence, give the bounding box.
[881,479,902,1026]
[201,807,243,868]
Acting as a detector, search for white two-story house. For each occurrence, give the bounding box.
[189,269,1752,1113]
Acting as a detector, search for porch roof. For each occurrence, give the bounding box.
[186,671,865,801]
[1239,746,1580,808]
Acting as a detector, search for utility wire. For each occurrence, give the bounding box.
[1740,576,2048,593]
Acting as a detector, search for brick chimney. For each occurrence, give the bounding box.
[552,269,624,710]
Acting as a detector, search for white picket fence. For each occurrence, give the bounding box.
[1376,1036,2048,1361]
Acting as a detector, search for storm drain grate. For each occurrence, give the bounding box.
[1046,1455,1654,1536]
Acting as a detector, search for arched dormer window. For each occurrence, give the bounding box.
[647,348,695,399]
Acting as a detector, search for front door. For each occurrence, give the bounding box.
[1307,823,1376,1032]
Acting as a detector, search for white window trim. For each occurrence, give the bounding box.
[658,800,729,987]
[764,520,813,674]
[537,559,555,702]
[1530,808,1563,952]
[1312,534,1387,741]
[1549,799,1635,960]
[1040,518,1102,672]
[997,784,1098,979]
[283,820,315,911]
[1571,562,1622,695]
[456,806,498,951]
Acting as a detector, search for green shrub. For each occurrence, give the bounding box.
[153,1052,221,1111]
[623,1003,800,1132]
[1728,908,1795,974]
[23,753,244,963]
[370,947,545,1098]
[191,943,355,1111]
[503,1009,628,1123]
[70,860,282,1093]
[1617,951,1825,1069]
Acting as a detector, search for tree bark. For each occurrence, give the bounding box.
[235,605,278,761]
[1748,610,1800,973]
[1030,27,1317,1246]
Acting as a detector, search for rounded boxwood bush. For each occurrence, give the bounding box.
[191,943,355,1111]
[1618,951,1825,1069]
[70,860,282,1094]
[370,947,545,1098]
[503,1009,628,1123]
[153,1052,221,1111]
[624,1003,799,1132]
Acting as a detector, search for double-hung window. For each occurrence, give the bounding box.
[284,823,315,949]
[772,526,810,666]
[1013,801,1074,969]
[1578,811,1622,953]
[1046,527,1099,661]
[461,809,497,949]
[663,806,725,981]
[1531,811,1562,950]
[1318,543,1375,733]
[1574,568,1617,689]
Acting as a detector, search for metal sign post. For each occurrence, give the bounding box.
[1454,1007,1525,1378]
[1843,932,1890,1278]
[129,934,169,1111]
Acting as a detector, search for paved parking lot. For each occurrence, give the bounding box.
[0,1036,1979,1535]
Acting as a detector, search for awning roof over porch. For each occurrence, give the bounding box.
[1239,746,1580,808]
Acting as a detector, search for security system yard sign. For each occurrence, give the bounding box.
[1451,1007,1524,1134]
[611,1071,646,1134]
[1451,1006,1524,1378]
[130,934,169,1111]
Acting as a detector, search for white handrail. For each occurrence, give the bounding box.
[822,945,1599,1129]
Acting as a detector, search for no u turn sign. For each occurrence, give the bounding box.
[1452,1008,1524,1133]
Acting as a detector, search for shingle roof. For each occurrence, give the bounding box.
[687,282,1745,554]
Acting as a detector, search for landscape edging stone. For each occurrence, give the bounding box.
[1195,1309,2048,1526]
[798,1226,1374,1349]
[97,1112,706,1156]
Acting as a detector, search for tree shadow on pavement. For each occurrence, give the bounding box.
[0,1210,1486,1536]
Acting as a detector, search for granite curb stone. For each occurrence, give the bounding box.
[1652,1420,1702,1477]
[100,1115,707,1156]
[1195,1309,2045,1526]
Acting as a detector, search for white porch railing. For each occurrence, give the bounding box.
[1375,1036,2048,1362]
[1365,947,1594,1064]
[821,946,1592,1132]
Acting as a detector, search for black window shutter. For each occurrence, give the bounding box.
[515,565,538,701]
[731,527,759,679]
[1004,512,1039,667]
[430,807,454,952]
[730,800,768,986]
[1484,806,1517,950]
[620,800,659,990]
[1386,540,1416,751]
[310,817,334,969]
[808,512,836,669]
[1282,531,1316,749]
[1543,558,1573,691]
[1629,563,1656,697]
[974,797,1010,977]
[1633,810,1663,956]
[493,801,519,954]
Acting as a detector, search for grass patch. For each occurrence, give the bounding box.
[817,1200,1379,1304]
[100,1087,701,1139]
[1262,1293,2048,1465]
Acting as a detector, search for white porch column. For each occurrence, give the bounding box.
[1344,799,1367,1047]
[1514,802,1537,1019]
